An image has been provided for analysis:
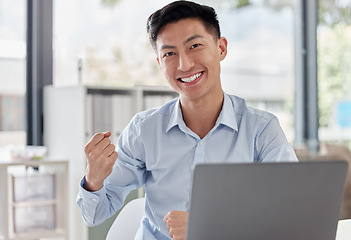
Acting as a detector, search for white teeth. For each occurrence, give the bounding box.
[180,72,202,83]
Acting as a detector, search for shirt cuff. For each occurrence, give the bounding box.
[77,176,107,225]
[79,175,106,198]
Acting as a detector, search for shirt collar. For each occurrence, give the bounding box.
[166,92,238,133]
[166,98,186,133]
[215,92,238,132]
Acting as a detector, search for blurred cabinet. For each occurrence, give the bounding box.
[43,85,178,240]
[0,160,68,240]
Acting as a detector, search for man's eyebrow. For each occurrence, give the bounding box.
[160,45,176,51]
[183,34,204,45]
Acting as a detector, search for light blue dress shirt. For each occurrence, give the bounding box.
[77,92,298,239]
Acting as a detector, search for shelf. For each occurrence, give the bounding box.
[12,199,57,207]
[0,159,67,166]
[0,159,68,240]
[6,229,67,240]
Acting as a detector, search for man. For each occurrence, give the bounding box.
[77,1,298,239]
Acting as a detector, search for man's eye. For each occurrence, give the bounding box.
[164,52,175,57]
[190,43,200,49]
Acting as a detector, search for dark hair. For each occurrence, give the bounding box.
[146,0,221,51]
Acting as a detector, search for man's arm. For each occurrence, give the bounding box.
[256,116,298,162]
[76,131,119,226]
[77,119,147,226]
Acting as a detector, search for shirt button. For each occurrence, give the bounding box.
[199,141,203,146]
[92,198,97,202]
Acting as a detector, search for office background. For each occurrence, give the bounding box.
[1,0,350,150]
[0,0,350,239]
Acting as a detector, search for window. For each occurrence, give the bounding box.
[215,0,295,141]
[318,0,351,147]
[0,0,26,147]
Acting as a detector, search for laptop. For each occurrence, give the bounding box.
[186,161,348,240]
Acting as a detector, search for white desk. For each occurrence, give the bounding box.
[336,219,351,240]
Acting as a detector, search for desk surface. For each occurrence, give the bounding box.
[336,219,351,240]
[0,159,68,166]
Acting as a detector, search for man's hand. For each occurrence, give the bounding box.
[163,210,189,240]
[84,131,118,191]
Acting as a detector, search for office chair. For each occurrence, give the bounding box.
[106,197,145,240]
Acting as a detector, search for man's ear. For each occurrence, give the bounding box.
[218,37,228,61]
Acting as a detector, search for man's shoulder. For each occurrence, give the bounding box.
[226,93,275,122]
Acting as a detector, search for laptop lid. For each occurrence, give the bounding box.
[186,161,348,240]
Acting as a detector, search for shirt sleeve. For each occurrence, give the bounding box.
[255,116,298,162]
[76,116,147,226]
[76,176,108,226]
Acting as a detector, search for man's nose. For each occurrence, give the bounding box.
[177,53,194,72]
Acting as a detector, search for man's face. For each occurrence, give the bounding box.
[156,18,227,102]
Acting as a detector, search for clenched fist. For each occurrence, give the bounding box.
[83,131,118,191]
[164,210,189,240]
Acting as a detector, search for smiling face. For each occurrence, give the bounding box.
[156,18,227,104]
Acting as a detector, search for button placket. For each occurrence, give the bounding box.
[192,140,206,169]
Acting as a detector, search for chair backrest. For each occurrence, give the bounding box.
[336,219,351,240]
[295,143,351,219]
[106,197,145,240]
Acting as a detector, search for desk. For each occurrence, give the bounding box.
[336,219,351,240]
